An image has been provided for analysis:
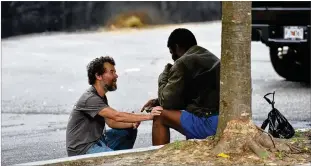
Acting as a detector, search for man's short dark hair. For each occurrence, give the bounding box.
[167,28,197,50]
[87,56,115,85]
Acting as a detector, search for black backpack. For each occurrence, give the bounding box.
[261,91,295,139]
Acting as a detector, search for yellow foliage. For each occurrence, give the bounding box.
[217,153,230,158]
[106,11,151,30]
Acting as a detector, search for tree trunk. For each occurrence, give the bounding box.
[215,1,252,140]
[211,2,297,157]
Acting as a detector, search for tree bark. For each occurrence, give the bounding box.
[215,1,252,139]
[211,2,298,157]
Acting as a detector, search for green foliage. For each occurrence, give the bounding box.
[275,151,284,160]
[294,130,303,138]
[259,151,269,160]
[172,140,182,150]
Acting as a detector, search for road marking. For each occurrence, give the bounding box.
[124,68,140,72]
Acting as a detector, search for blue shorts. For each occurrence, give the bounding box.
[180,111,218,139]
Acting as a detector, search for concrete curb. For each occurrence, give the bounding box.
[296,128,311,132]
[16,145,164,166]
[17,128,311,166]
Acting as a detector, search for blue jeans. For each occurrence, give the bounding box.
[86,128,137,154]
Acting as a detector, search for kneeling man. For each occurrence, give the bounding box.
[66,56,161,156]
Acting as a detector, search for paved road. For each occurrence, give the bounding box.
[2,21,310,166]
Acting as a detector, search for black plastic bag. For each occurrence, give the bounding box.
[261,91,295,139]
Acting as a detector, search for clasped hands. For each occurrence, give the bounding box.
[132,99,163,129]
[132,63,172,129]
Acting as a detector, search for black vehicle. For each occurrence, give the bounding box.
[252,2,311,82]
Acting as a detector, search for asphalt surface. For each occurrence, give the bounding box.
[1,21,310,166]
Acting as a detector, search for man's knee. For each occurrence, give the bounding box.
[106,128,137,139]
[152,112,166,125]
[152,109,178,127]
[105,128,137,150]
[126,128,137,140]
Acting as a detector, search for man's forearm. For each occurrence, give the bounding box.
[115,112,152,123]
[105,118,133,129]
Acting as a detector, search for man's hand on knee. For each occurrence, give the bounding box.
[140,98,159,112]
[151,106,162,117]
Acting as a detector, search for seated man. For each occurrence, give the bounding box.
[66,56,161,156]
[142,28,220,145]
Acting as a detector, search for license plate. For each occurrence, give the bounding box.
[284,26,304,40]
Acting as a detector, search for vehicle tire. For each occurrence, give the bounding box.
[270,46,310,82]
[301,48,311,83]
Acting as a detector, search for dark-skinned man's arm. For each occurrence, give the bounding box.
[158,61,186,109]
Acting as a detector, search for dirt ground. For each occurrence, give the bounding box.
[47,129,311,166]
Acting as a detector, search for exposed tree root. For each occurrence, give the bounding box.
[212,120,302,159]
[144,120,310,165]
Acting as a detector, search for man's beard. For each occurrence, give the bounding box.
[103,82,117,92]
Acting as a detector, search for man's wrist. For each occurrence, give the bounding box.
[147,114,153,120]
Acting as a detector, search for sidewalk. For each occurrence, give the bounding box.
[17,144,311,166]
[18,128,311,166]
